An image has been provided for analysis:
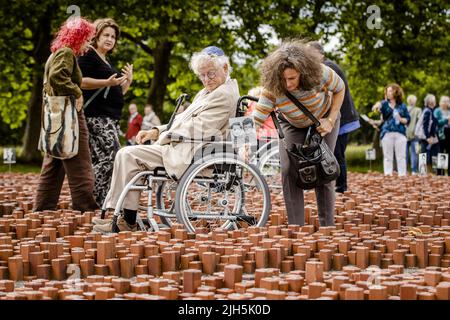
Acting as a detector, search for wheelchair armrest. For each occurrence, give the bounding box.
[168,133,218,143]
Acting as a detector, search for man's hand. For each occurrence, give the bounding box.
[136,129,159,144]
[317,118,334,137]
[75,96,84,111]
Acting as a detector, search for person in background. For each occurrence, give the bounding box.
[78,18,133,207]
[419,94,439,171]
[141,104,162,131]
[253,39,345,227]
[405,94,422,175]
[372,84,410,176]
[434,95,450,175]
[245,87,278,142]
[244,86,278,162]
[125,103,143,145]
[34,17,98,213]
[309,41,360,193]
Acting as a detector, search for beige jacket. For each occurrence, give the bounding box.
[154,78,240,179]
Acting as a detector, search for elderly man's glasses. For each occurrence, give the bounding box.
[198,70,217,81]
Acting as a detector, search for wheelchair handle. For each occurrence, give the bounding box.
[237,95,258,107]
[236,95,259,117]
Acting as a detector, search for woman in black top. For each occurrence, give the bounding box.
[78,18,133,207]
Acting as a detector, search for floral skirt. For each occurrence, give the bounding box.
[86,116,121,207]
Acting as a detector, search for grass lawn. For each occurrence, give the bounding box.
[1,144,382,174]
[0,146,41,173]
[345,144,384,173]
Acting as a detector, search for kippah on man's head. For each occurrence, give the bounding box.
[202,46,225,57]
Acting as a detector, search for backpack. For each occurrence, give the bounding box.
[414,108,431,140]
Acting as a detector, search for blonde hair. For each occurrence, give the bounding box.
[407,94,417,106]
[439,95,449,108]
[260,39,323,97]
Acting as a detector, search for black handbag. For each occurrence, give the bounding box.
[270,91,340,189]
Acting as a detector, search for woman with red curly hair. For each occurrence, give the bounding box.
[34,17,99,213]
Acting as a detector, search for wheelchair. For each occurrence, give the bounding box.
[106,95,272,233]
[240,97,281,190]
[254,137,281,190]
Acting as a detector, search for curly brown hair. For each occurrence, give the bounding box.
[385,83,404,104]
[260,39,323,97]
[92,18,120,53]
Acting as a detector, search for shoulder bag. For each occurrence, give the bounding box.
[273,91,340,189]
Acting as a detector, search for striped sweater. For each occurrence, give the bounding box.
[253,64,345,129]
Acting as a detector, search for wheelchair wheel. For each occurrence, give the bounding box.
[175,153,271,233]
[258,147,282,189]
[155,180,179,227]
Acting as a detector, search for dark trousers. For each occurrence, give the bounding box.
[334,133,348,193]
[279,115,340,227]
[437,127,450,175]
[34,110,99,212]
[420,139,440,174]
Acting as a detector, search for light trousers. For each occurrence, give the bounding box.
[104,145,165,211]
[381,132,407,176]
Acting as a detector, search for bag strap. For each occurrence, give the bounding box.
[83,87,108,109]
[284,90,321,127]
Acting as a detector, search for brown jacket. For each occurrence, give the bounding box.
[45,47,83,98]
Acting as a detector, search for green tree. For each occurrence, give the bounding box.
[336,0,449,146]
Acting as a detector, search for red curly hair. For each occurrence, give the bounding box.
[51,17,95,56]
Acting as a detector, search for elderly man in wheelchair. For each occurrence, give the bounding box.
[93,46,271,234]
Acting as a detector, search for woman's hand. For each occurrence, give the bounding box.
[106,73,127,86]
[121,63,133,84]
[136,129,159,144]
[317,117,334,136]
[75,96,84,111]
[372,102,381,112]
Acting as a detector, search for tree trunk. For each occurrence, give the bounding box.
[146,41,173,122]
[20,14,52,163]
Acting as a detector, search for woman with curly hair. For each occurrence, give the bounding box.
[34,17,99,213]
[253,39,345,227]
[78,18,133,208]
[372,84,410,176]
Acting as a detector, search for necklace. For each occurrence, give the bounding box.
[92,46,110,66]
